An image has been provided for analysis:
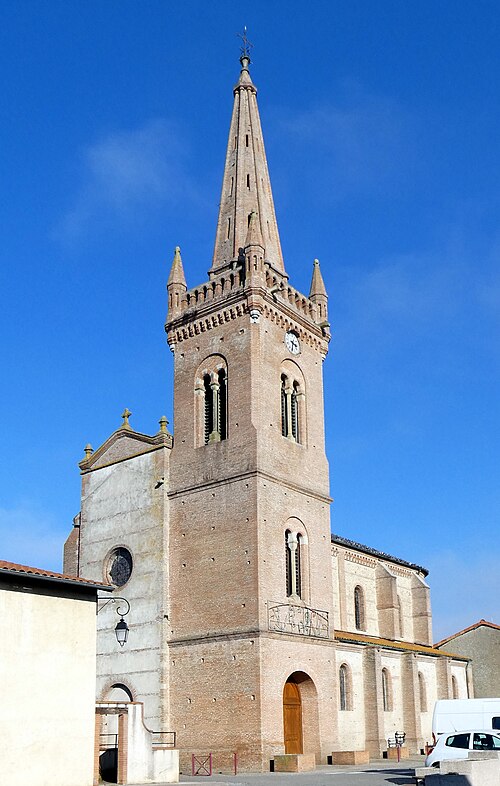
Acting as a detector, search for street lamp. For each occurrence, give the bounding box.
[97,596,131,647]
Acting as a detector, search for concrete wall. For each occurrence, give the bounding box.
[78,448,170,729]
[0,588,97,786]
[439,626,500,698]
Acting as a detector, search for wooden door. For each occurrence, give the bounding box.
[283,680,303,754]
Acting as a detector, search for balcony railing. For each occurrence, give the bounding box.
[268,602,329,638]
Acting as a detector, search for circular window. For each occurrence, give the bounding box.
[107,547,133,587]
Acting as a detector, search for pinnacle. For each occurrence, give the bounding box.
[244,210,264,249]
[167,246,187,288]
[309,258,327,298]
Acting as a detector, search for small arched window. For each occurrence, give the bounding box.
[196,357,228,447]
[418,672,427,711]
[354,585,365,631]
[285,530,302,599]
[281,374,301,442]
[452,675,459,699]
[339,664,352,711]
[382,668,392,711]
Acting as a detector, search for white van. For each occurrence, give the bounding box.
[433,699,500,738]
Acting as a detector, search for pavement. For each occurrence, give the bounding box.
[126,757,425,786]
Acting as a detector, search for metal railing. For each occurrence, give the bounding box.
[268,602,329,638]
[99,733,118,750]
[151,731,176,747]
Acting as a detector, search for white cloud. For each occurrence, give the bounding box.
[0,502,65,573]
[280,83,418,195]
[55,118,195,242]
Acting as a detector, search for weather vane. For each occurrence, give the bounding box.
[237,26,253,59]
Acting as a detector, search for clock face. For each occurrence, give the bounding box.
[285,331,300,355]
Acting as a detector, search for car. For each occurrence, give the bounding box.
[425,729,500,767]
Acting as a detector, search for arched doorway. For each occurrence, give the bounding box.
[283,672,320,758]
[283,679,303,754]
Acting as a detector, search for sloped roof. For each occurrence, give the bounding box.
[334,629,469,660]
[331,534,428,576]
[0,559,110,591]
[435,619,500,648]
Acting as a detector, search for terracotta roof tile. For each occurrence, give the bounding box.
[0,559,110,588]
[334,629,469,660]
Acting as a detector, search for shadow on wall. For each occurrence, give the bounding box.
[99,748,117,783]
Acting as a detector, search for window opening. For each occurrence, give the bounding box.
[218,369,227,440]
[382,668,391,711]
[203,368,227,445]
[245,134,249,147]
[339,665,350,711]
[107,547,133,587]
[281,374,301,443]
[281,375,288,437]
[226,217,231,239]
[291,383,299,442]
[246,173,250,189]
[285,531,302,598]
[354,585,365,630]
[285,530,292,597]
[447,733,470,749]
[204,374,213,444]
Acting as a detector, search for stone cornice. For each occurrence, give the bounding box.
[79,427,173,474]
[168,467,332,504]
[166,285,330,355]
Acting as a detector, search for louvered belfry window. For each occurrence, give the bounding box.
[218,369,227,440]
[291,383,299,442]
[204,374,213,444]
[285,530,302,599]
[203,368,227,444]
[281,375,288,436]
[281,374,301,443]
[285,530,293,596]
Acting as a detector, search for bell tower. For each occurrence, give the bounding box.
[165,46,336,770]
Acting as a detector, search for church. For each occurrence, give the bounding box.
[64,48,471,771]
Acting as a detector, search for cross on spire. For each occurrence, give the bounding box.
[121,408,132,429]
[237,26,253,60]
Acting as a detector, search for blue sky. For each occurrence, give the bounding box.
[0,1,498,641]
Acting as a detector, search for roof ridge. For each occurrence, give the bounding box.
[331,533,428,576]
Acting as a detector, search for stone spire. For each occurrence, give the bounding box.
[167,246,187,320]
[210,51,285,277]
[309,258,328,322]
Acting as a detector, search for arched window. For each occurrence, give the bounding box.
[198,361,228,445]
[418,672,427,711]
[285,530,302,598]
[281,374,301,442]
[354,585,365,631]
[452,675,459,699]
[281,375,288,437]
[339,664,352,711]
[218,368,227,440]
[382,668,392,711]
[285,530,292,596]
